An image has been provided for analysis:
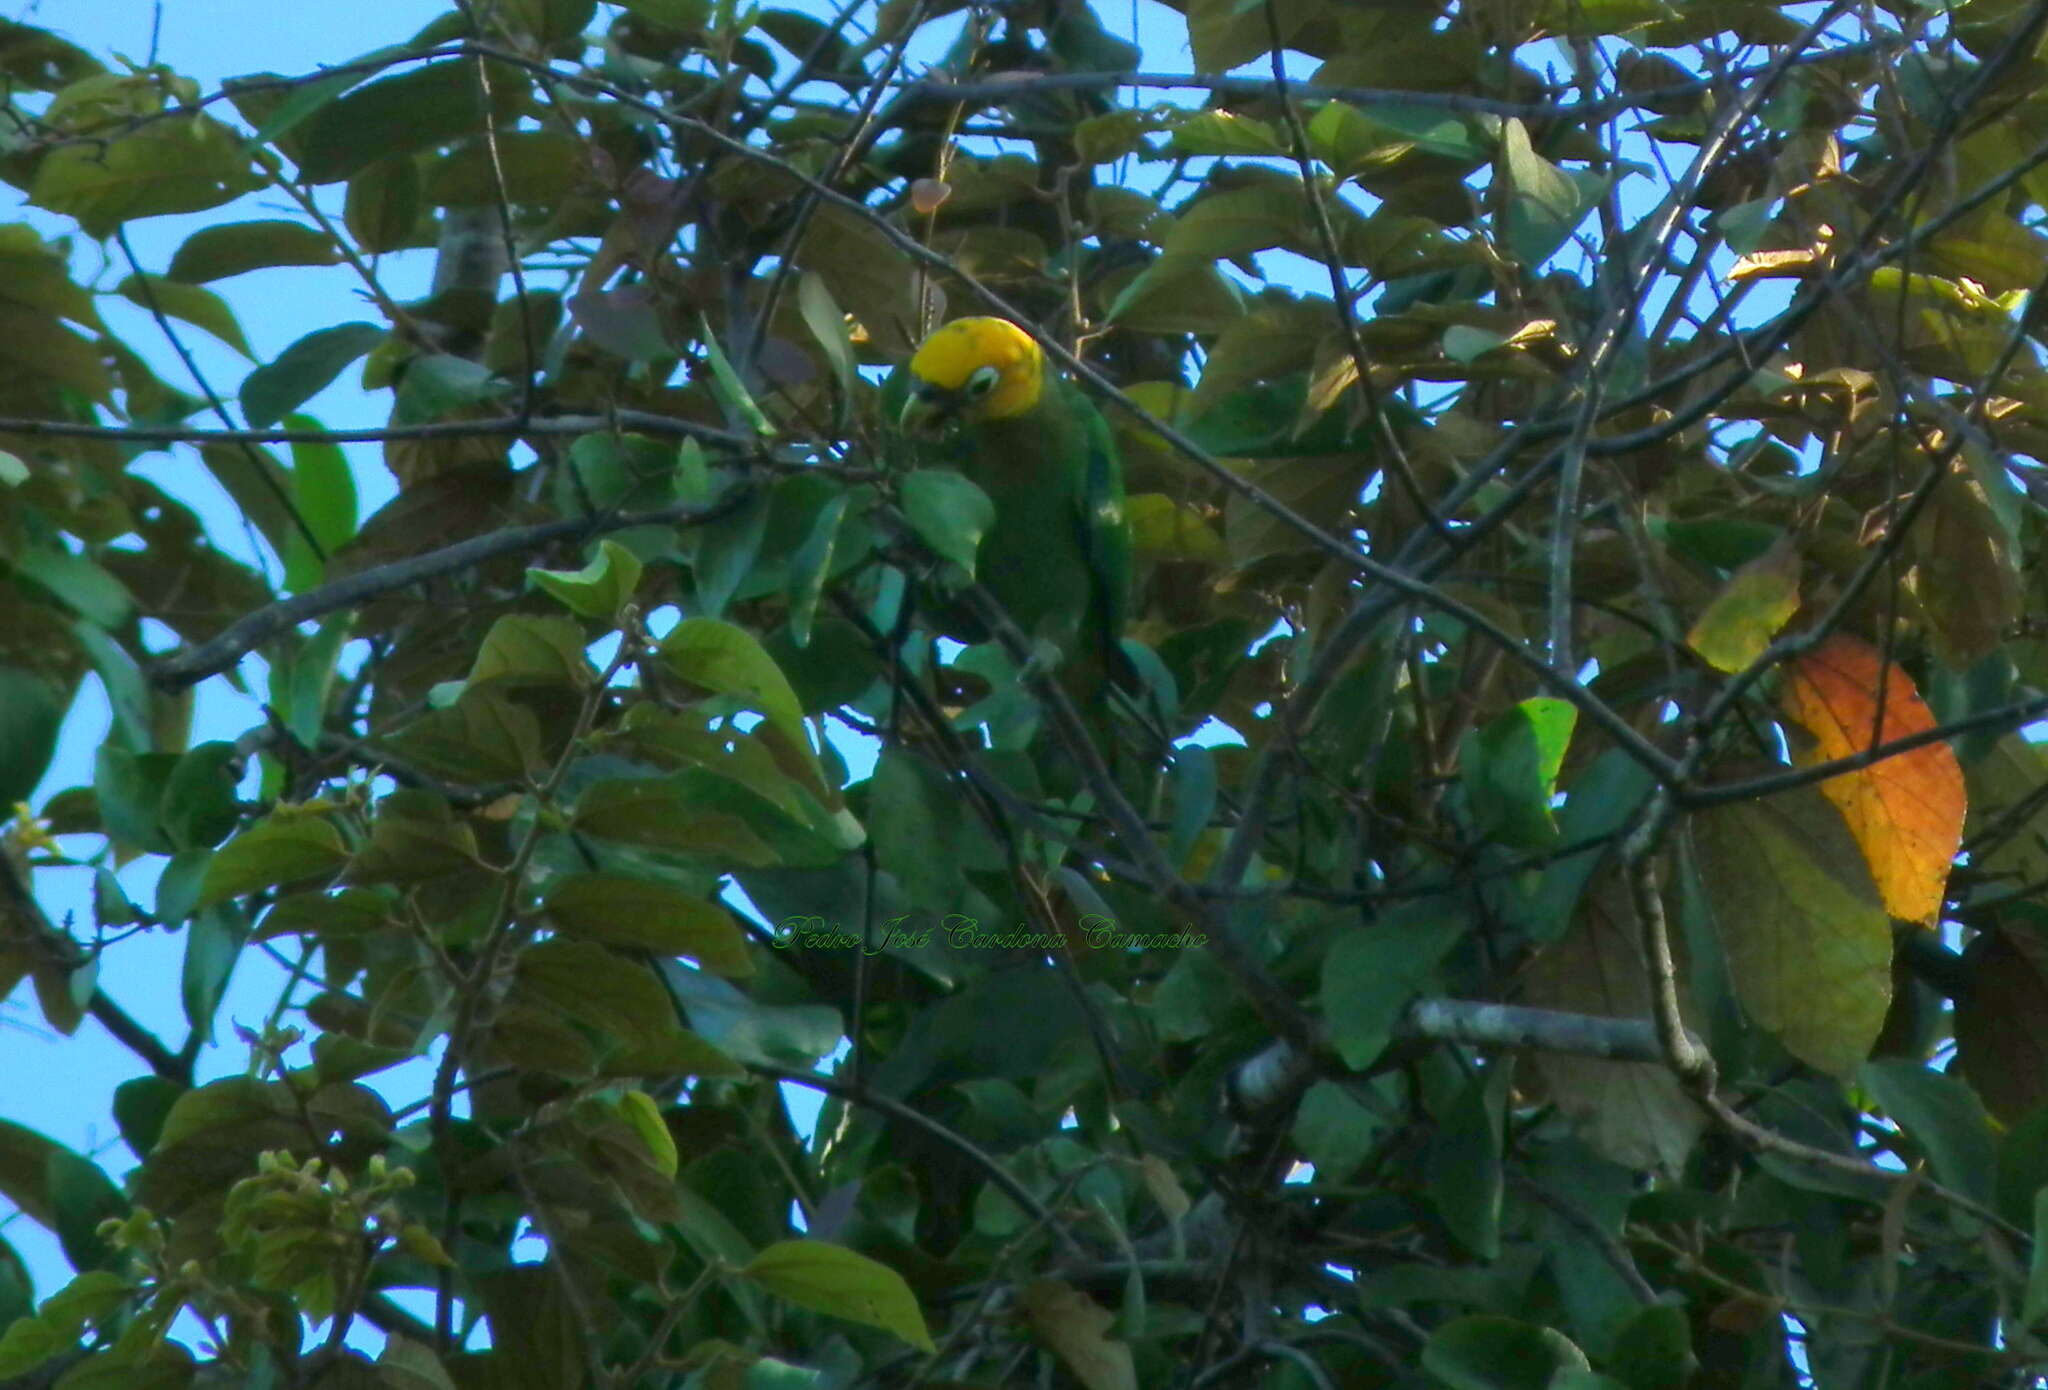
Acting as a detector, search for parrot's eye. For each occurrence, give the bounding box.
[963,366,1001,398]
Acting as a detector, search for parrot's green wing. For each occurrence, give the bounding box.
[1066,381,1132,688]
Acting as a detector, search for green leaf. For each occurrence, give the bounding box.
[0,20,104,91]
[796,272,856,422]
[1424,1315,1589,1390]
[0,306,109,402]
[572,776,777,865]
[182,904,244,1045]
[2027,1187,2048,1328]
[1607,1302,1695,1390]
[786,491,849,649]
[295,61,496,184]
[1167,743,1217,870]
[1460,697,1577,850]
[345,156,424,252]
[1686,786,1891,1077]
[756,8,860,79]
[274,614,352,748]
[542,873,753,975]
[198,441,296,562]
[167,220,340,283]
[527,539,643,620]
[421,132,584,207]
[46,1148,125,1271]
[346,791,484,885]
[111,1077,186,1160]
[1860,1059,1997,1204]
[1499,117,1588,268]
[1167,110,1286,157]
[0,668,67,807]
[869,748,965,911]
[1534,751,1656,943]
[281,414,360,590]
[154,849,209,926]
[468,614,594,690]
[658,960,844,1069]
[900,470,994,576]
[739,1240,936,1353]
[1322,899,1468,1069]
[698,316,777,438]
[1685,537,1801,674]
[30,116,259,235]
[115,274,253,358]
[240,322,386,428]
[92,866,139,927]
[1293,1080,1387,1183]
[198,814,349,907]
[513,940,744,1077]
[35,1270,129,1337]
[0,1122,68,1231]
[687,487,770,618]
[382,688,543,784]
[252,888,391,942]
[1427,1065,1507,1259]
[659,618,810,754]
[393,353,507,423]
[617,1089,678,1179]
[12,548,133,630]
[0,1314,62,1378]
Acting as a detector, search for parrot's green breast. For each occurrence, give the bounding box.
[964,380,1130,686]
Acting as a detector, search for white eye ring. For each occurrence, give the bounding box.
[964,366,1000,398]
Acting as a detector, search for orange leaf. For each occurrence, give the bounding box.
[1779,635,1965,925]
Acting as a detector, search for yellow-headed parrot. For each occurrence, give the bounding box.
[895,316,1134,713]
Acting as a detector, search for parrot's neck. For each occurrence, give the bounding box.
[975,388,1069,488]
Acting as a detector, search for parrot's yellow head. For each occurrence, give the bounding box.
[899,317,1044,435]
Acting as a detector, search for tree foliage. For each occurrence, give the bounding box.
[6,0,2048,1385]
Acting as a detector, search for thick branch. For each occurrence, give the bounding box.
[149,490,754,690]
[1228,996,1714,1123]
[0,409,756,451]
[0,849,188,1084]
[897,41,1903,124]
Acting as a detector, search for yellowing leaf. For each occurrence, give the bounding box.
[740,1240,936,1352]
[1685,536,1800,674]
[1125,493,1226,564]
[1687,782,1892,1076]
[1522,875,1703,1173]
[542,872,753,976]
[617,1089,678,1179]
[1019,1279,1138,1390]
[1780,635,1965,925]
[1726,247,1826,282]
[1910,472,2020,667]
[1964,735,2048,902]
[526,539,643,620]
[1953,924,2048,1124]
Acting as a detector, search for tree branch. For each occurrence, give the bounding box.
[895,40,1904,124]
[149,489,755,690]
[0,409,757,451]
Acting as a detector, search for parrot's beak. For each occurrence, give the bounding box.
[898,383,955,437]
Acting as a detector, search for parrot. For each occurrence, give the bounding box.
[894,316,1136,728]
